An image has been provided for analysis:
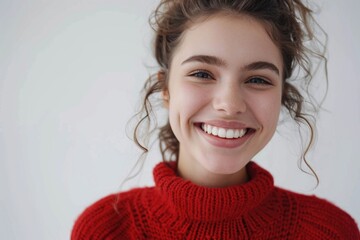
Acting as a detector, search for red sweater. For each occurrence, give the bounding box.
[72,162,359,239]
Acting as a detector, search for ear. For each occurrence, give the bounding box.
[162,90,169,109]
[158,71,169,108]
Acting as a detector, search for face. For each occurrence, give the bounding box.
[164,14,283,187]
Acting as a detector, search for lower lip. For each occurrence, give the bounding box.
[196,125,254,149]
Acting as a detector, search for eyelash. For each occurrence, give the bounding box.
[246,77,272,85]
[189,70,272,86]
[189,70,214,79]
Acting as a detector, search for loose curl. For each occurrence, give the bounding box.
[132,0,327,182]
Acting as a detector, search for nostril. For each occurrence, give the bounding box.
[212,93,246,115]
[214,104,246,115]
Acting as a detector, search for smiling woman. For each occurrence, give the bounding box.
[71,0,359,239]
[165,15,283,187]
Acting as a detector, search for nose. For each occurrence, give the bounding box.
[213,82,246,115]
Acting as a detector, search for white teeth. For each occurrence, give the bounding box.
[234,129,240,138]
[218,128,226,138]
[201,123,247,139]
[205,124,211,134]
[226,129,234,138]
[211,127,218,136]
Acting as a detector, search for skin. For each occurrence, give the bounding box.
[163,14,283,187]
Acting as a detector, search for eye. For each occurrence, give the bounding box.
[189,70,214,80]
[246,77,272,85]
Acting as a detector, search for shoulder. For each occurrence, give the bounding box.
[274,187,359,239]
[71,187,148,240]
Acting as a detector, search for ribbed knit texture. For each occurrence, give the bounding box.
[72,162,359,239]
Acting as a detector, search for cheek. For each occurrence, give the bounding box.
[167,82,210,140]
[169,83,210,117]
[249,91,282,129]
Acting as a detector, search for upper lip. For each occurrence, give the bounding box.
[198,120,249,129]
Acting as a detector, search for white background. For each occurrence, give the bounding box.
[0,0,359,239]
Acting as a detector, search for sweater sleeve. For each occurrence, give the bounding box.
[297,195,359,240]
[71,194,135,240]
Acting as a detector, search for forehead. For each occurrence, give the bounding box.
[171,14,283,71]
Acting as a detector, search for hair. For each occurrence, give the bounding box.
[131,0,327,181]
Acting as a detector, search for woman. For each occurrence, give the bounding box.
[72,0,359,239]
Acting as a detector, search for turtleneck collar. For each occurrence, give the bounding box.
[152,161,276,222]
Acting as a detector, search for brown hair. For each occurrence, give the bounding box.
[132,0,327,180]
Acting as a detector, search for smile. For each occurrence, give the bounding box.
[201,123,248,139]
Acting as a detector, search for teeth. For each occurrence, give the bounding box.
[211,126,217,135]
[226,129,234,138]
[201,123,247,139]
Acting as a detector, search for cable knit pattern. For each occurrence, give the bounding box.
[72,162,359,239]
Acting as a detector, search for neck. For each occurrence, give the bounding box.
[177,160,249,188]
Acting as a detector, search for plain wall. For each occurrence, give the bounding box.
[0,0,359,239]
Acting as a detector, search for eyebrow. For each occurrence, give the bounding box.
[181,55,280,76]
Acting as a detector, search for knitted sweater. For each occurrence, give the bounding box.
[72,162,359,239]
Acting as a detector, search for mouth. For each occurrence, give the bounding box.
[197,123,255,139]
